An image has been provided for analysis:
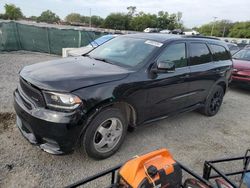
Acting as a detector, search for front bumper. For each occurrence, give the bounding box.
[14,89,86,154]
[232,75,250,86]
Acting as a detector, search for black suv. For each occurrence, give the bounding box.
[14,34,232,159]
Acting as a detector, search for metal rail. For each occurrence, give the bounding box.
[65,164,122,188]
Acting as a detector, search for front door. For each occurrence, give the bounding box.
[145,42,191,121]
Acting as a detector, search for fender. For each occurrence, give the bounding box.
[205,77,228,102]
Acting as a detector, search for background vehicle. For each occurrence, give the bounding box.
[65,34,118,57]
[227,43,240,55]
[160,29,171,34]
[14,34,232,159]
[171,29,183,34]
[183,30,200,35]
[244,45,250,49]
[143,28,160,33]
[232,48,250,87]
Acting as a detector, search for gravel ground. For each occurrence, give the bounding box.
[0,52,250,188]
[0,51,59,113]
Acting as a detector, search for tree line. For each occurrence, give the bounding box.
[0,4,249,38]
[0,4,183,31]
[195,20,250,38]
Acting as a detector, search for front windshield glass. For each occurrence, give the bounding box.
[88,36,159,67]
[233,49,250,61]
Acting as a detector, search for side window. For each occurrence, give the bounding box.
[157,43,187,68]
[189,43,212,66]
[210,44,231,61]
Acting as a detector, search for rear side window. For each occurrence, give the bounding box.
[157,43,187,68]
[210,44,231,61]
[189,43,212,66]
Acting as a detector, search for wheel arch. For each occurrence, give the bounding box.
[85,99,137,131]
[206,79,228,102]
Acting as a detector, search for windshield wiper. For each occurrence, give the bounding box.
[92,57,114,64]
[82,54,93,59]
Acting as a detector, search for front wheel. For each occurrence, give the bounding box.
[82,108,127,160]
[200,85,224,116]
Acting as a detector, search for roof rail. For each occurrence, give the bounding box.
[182,35,220,40]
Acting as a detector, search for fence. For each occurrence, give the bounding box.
[0,21,104,55]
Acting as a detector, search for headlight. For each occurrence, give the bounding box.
[43,91,82,111]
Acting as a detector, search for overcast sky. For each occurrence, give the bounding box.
[0,0,249,28]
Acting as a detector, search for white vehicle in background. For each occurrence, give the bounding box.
[183,30,200,36]
[143,28,160,33]
[62,34,118,57]
[160,29,171,34]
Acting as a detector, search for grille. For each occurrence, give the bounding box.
[19,78,45,107]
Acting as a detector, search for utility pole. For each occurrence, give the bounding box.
[211,16,217,36]
[222,26,226,37]
[89,8,92,28]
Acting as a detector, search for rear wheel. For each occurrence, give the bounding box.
[82,108,127,160]
[200,85,224,116]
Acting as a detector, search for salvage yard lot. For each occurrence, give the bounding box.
[0,52,250,187]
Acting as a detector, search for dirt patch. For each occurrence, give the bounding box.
[0,113,15,134]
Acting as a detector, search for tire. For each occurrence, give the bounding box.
[82,107,127,160]
[200,85,224,116]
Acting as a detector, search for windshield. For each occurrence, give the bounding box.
[233,49,250,61]
[88,36,159,68]
[88,35,115,48]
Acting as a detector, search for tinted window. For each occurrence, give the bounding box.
[210,44,230,61]
[189,43,212,65]
[157,43,187,68]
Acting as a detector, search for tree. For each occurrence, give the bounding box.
[65,13,82,23]
[103,13,130,30]
[4,4,23,20]
[90,15,104,27]
[127,6,136,16]
[29,16,38,21]
[37,10,60,23]
[130,12,157,31]
[229,22,250,38]
[129,11,182,31]
[198,20,234,37]
[157,11,170,29]
[0,14,7,19]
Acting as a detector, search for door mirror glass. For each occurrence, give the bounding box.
[157,61,175,72]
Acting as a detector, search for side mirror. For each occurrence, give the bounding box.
[156,61,175,72]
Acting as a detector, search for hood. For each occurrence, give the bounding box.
[20,56,131,92]
[233,59,250,71]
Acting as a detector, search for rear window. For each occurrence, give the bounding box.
[189,43,212,65]
[210,44,231,61]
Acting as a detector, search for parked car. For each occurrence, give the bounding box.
[67,34,117,57]
[143,28,160,33]
[232,48,250,87]
[244,45,250,49]
[14,34,232,159]
[183,30,200,36]
[160,29,171,34]
[171,29,183,35]
[227,43,240,55]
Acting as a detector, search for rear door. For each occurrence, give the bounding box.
[186,42,215,106]
[209,44,232,83]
